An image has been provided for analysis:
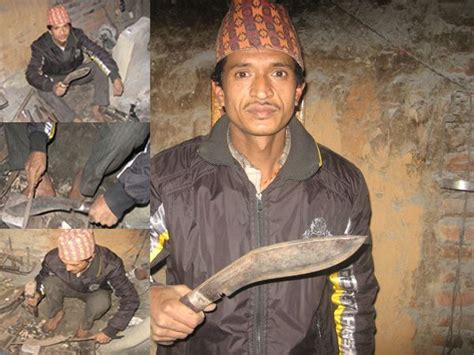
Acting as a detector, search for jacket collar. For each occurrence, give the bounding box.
[198,115,322,181]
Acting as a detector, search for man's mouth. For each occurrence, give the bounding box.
[245,103,279,118]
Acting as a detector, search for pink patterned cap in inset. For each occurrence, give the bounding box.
[47,5,71,27]
[58,229,95,262]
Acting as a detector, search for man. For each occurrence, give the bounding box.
[3,123,149,227]
[26,229,140,343]
[150,0,378,354]
[26,5,124,122]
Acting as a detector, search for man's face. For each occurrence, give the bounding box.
[49,22,70,46]
[214,48,305,138]
[63,259,89,274]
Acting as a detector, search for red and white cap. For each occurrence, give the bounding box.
[58,229,95,262]
[47,5,71,27]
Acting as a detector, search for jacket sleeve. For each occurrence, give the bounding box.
[329,173,378,355]
[76,28,121,82]
[150,156,170,269]
[26,42,55,92]
[103,142,150,219]
[28,123,56,153]
[35,253,54,295]
[102,259,140,338]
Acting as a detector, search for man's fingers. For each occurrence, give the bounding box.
[204,303,217,312]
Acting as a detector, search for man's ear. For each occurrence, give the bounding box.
[295,82,306,105]
[212,81,225,108]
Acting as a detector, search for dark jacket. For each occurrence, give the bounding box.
[27,123,55,152]
[26,27,120,92]
[104,141,150,219]
[150,116,378,355]
[36,245,140,337]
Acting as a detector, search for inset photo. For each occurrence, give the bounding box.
[0,1,150,122]
[0,229,149,354]
[0,123,149,229]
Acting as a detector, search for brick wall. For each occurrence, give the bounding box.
[428,91,474,354]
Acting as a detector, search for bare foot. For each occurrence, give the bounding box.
[42,309,65,332]
[92,105,107,122]
[75,326,92,338]
[68,169,84,200]
[23,173,56,197]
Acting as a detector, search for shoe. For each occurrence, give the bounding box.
[63,67,91,85]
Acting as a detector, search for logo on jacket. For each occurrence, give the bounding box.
[88,283,100,292]
[302,217,333,239]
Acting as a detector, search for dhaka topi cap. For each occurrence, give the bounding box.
[58,229,95,262]
[47,5,71,27]
[216,0,304,69]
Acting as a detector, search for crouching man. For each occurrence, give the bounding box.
[26,229,140,344]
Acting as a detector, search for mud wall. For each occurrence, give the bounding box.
[151,1,474,353]
[0,0,50,86]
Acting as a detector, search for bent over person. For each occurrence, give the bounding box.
[150,1,378,354]
[26,5,123,122]
[26,230,139,343]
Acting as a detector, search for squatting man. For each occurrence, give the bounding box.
[25,229,139,343]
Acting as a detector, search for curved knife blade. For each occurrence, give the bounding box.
[180,235,367,312]
[6,195,91,217]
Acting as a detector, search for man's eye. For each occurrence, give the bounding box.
[235,71,250,79]
[273,70,288,78]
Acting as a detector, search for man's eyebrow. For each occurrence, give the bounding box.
[226,62,294,71]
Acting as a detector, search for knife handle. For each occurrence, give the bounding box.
[179,290,212,313]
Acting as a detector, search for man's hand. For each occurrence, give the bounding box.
[89,194,118,226]
[151,284,216,345]
[94,331,112,344]
[112,78,124,96]
[53,81,68,97]
[25,292,41,307]
[24,151,47,198]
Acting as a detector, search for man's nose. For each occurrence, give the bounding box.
[250,75,273,100]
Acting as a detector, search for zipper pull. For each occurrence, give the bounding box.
[256,193,263,212]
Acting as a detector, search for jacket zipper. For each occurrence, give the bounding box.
[253,192,264,355]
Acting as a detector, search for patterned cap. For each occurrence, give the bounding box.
[47,5,71,27]
[58,229,95,262]
[216,0,304,69]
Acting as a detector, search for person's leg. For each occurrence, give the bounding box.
[76,123,149,197]
[4,123,29,171]
[78,289,112,336]
[37,90,77,122]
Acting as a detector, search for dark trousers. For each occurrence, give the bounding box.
[4,123,149,196]
[43,275,111,330]
[37,62,110,122]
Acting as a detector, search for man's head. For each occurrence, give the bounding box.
[58,229,95,274]
[47,5,71,46]
[212,0,305,137]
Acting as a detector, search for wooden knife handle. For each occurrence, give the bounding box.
[179,290,212,313]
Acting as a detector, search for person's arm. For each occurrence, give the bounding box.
[75,28,120,82]
[100,259,140,338]
[24,124,55,197]
[329,174,378,355]
[26,43,55,92]
[89,142,150,226]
